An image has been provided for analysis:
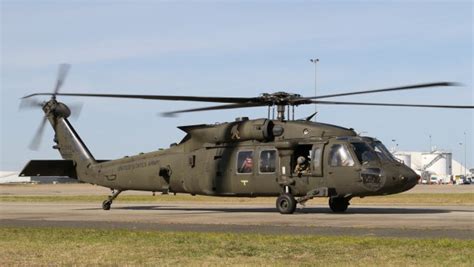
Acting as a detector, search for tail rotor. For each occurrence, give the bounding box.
[20,63,81,150]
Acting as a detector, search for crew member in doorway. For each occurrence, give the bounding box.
[294,156,310,176]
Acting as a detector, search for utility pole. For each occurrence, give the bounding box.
[310,58,319,122]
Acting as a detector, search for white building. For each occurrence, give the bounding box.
[0,171,31,183]
[393,150,471,183]
[0,171,76,184]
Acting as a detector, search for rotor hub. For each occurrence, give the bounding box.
[43,100,71,118]
[259,92,305,106]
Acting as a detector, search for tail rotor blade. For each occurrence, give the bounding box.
[68,102,84,120]
[29,117,48,151]
[53,63,71,95]
[19,98,43,110]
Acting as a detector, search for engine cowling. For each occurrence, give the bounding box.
[181,119,281,144]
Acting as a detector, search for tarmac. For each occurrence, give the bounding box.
[1,184,473,239]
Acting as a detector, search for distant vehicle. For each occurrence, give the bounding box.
[455,175,466,185]
[430,176,439,184]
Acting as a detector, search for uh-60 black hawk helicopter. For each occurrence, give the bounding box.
[20,64,473,214]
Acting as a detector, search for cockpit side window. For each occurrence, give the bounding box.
[329,144,355,167]
[372,142,397,162]
[351,142,377,164]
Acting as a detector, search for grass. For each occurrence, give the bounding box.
[0,227,472,266]
[0,193,472,205]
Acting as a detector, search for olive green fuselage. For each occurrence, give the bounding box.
[61,116,418,199]
[34,100,419,200]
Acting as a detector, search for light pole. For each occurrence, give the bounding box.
[429,134,432,152]
[463,132,467,176]
[459,142,463,176]
[310,58,319,121]
[391,139,398,153]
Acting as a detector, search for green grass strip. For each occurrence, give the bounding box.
[0,227,472,266]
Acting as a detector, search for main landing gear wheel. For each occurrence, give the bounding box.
[276,193,297,214]
[102,200,112,210]
[329,197,349,213]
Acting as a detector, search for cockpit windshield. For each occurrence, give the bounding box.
[371,141,397,162]
[351,142,377,164]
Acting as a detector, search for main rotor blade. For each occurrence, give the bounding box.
[53,64,71,95]
[161,102,268,117]
[29,117,48,150]
[22,92,257,104]
[311,100,474,109]
[305,82,459,100]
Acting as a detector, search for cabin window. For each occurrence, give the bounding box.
[260,150,276,173]
[329,144,355,167]
[237,150,254,174]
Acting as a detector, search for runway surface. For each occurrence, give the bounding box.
[1,184,473,239]
[1,202,473,239]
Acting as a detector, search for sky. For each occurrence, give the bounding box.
[1,1,473,171]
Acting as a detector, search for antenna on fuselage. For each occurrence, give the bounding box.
[305,112,318,121]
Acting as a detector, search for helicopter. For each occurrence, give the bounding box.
[20,64,474,214]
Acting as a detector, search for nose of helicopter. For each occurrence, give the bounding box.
[380,164,420,194]
[399,171,420,191]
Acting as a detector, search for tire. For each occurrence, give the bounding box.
[102,200,112,210]
[276,193,297,214]
[329,197,349,213]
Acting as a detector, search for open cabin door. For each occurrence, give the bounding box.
[290,143,326,189]
[292,143,325,177]
[311,143,324,177]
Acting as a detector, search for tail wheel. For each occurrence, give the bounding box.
[102,200,112,210]
[329,197,349,213]
[276,193,297,214]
